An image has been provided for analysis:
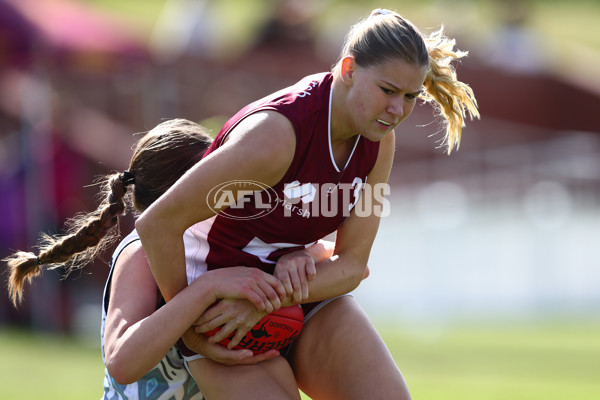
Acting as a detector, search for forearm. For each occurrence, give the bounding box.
[287,131,393,306]
[282,253,366,307]
[105,278,217,384]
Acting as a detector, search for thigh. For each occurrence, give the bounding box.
[288,296,411,400]
[190,356,300,400]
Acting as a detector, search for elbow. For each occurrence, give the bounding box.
[106,366,135,386]
[135,207,185,241]
[135,211,164,244]
[347,263,368,291]
[105,350,142,385]
[334,253,369,292]
[134,212,151,238]
[135,207,167,237]
[362,265,370,280]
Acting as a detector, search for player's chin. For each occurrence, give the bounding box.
[363,127,393,142]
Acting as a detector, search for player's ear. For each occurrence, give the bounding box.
[340,56,355,83]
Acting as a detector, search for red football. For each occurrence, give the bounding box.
[205,305,304,354]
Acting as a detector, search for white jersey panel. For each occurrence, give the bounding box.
[184,216,216,283]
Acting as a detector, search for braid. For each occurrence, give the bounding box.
[4,118,213,307]
[4,252,43,306]
[4,172,131,307]
[421,27,480,154]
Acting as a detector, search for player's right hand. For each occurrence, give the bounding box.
[181,327,279,365]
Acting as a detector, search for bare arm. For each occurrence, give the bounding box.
[195,132,395,339]
[264,131,395,308]
[135,111,296,304]
[289,131,395,304]
[103,242,285,384]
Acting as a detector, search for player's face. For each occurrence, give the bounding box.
[344,57,427,142]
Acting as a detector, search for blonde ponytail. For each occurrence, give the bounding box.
[421,27,480,153]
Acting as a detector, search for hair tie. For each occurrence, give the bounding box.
[121,170,136,186]
[36,257,42,265]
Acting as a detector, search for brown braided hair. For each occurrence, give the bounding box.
[4,119,213,307]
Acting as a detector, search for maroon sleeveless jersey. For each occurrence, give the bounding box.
[184,73,380,280]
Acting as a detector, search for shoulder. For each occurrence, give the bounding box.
[224,110,296,157]
[232,110,296,137]
[265,72,332,106]
[241,73,331,131]
[111,230,140,264]
[221,110,297,184]
[109,240,159,307]
[216,73,332,148]
[112,241,152,282]
[274,73,333,121]
[115,240,145,263]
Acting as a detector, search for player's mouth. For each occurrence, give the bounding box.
[376,119,394,128]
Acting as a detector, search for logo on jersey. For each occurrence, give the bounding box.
[206,180,279,220]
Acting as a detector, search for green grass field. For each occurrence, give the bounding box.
[1,320,598,400]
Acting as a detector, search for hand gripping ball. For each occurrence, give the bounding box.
[205,305,304,354]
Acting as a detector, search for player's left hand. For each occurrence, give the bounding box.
[274,250,316,304]
[206,266,284,313]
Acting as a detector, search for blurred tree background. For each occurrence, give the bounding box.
[1,0,599,398]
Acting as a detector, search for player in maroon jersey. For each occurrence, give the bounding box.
[137,8,479,400]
